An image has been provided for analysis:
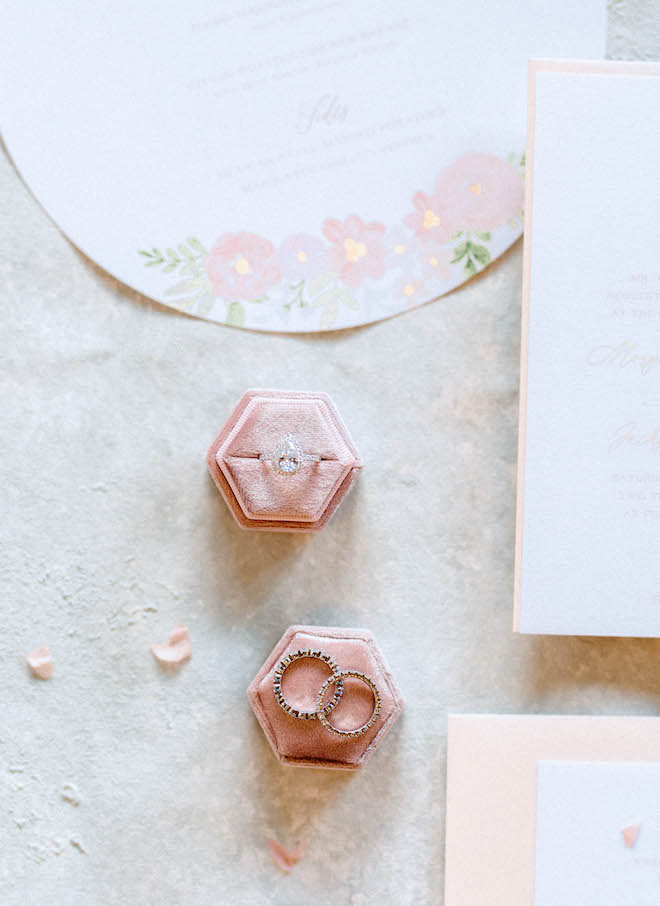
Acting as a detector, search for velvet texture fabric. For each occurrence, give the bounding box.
[207,390,362,532]
[248,625,404,770]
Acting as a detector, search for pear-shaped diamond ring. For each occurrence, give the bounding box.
[258,433,321,475]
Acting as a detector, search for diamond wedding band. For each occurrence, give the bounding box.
[258,433,321,475]
[316,670,381,738]
[273,649,344,720]
[273,648,381,739]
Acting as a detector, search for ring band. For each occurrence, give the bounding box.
[258,433,321,475]
[273,649,344,720]
[315,669,381,739]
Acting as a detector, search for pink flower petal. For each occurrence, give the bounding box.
[321,218,344,244]
[267,838,305,873]
[622,821,642,848]
[412,190,429,212]
[27,645,53,680]
[151,624,191,667]
[344,213,365,235]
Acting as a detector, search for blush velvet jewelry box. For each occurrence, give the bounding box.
[207,389,362,532]
[248,625,404,770]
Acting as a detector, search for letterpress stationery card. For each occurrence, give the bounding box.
[515,60,660,636]
[535,762,660,905]
[0,3,604,331]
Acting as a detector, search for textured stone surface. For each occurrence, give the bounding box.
[1,5,658,903]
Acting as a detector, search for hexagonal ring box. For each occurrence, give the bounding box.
[248,625,404,770]
[207,389,362,532]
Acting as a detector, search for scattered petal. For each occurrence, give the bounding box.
[27,645,53,680]
[61,783,81,806]
[622,821,642,848]
[70,836,87,854]
[151,624,191,668]
[267,838,305,873]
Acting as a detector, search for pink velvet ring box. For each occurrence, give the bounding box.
[248,625,404,770]
[207,389,362,532]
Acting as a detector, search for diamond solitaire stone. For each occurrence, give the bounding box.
[258,431,321,476]
[274,434,302,475]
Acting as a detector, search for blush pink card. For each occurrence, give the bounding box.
[444,714,660,906]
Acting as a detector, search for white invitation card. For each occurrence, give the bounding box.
[1,3,605,331]
[535,762,660,905]
[515,60,660,636]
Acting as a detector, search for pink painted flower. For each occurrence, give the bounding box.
[206,232,280,300]
[435,152,523,232]
[403,191,455,244]
[322,215,386,287]
[420,248,451,283]
[397,275,425,305]
[276,233,329,281]
[385,226,424,272]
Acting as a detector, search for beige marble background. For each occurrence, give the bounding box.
[2,3,659,903]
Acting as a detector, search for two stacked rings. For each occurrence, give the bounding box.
[273,649,381,739]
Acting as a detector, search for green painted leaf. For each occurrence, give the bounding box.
[226,301,245,327]
[163,279,198,297]
[336,289,358,310]
[312,288,337,309]
[170,296,196,310]
[451,241,469,263]
[187,237,207,253]
[307,272,333,297]
[178,243,195,260]
[471,244,491,266]
[475,232,491,242]
[194,294,215,317]
[464,258,478,276]
[320,301,338,330]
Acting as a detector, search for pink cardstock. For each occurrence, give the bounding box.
[444,714,660,906]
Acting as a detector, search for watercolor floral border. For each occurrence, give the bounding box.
[138,151,525,331]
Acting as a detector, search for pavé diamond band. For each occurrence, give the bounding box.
[273,649,344,720]
[272,649,381,739]
[316,670,381,739]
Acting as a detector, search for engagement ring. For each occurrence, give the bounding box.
[258,433,321,475]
